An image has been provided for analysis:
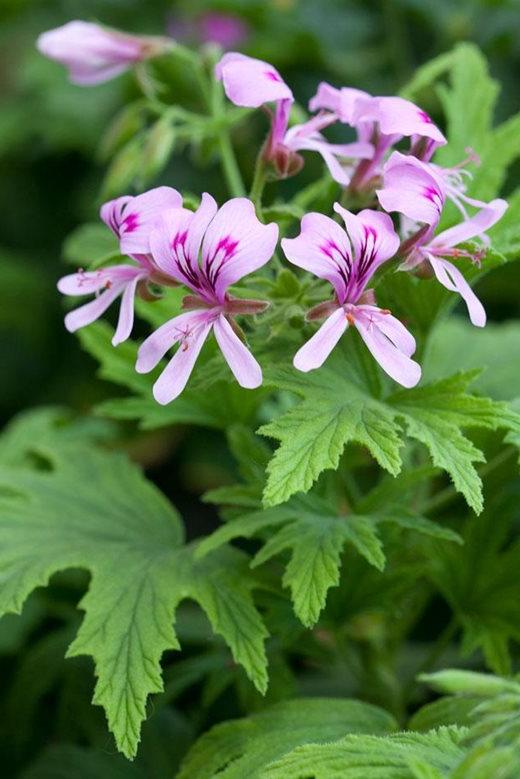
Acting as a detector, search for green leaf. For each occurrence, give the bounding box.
[260,337,520,513]
[399,50,456,100]
[425,318,520,400]
[0,440,268,759]
[62,223,120,269]
[78,321,265,430]
[198,495,459,627]
[177,697,397,779]
[263,727,465,778]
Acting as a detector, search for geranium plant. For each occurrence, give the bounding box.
[1,17,520,777]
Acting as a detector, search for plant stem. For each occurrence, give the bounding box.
[217,128,246,198]
[249,152,268,215]
[195,57,245,198]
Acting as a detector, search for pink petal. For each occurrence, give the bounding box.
[293,307,348,372]
[428,257,486,327]
[213,315,262,388]
[152,320,213,405]
[334,205,400,272]
[309,83,370,125]
[136,310,215,373]
[281,213,353,303]
[286,132,372,186]
[215,52,293,108]
[431,198,508,248]
[57,264,144,295]
[100,186,183,256]
[185,192,219,266]
[356,96,446,144]
[63,283,126,333]
[356,306,416,357]
[354,309,421,388]
[148,195,218,296]
[201,198,278,300]
[37,22,143,86]
[112,274,142,345]
[377,151,446,227]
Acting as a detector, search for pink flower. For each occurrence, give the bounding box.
[37,21,170,85]
[136,194,278,403]
[215,53,372,182]
[199,13,249,48]
[377,152,507,327]
[58,187,182,345]
[310,82,446,190]
[281,206,421,388]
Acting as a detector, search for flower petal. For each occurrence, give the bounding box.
[356,306,416,357]
[293,307,348,372]
[37,22,143,85]
[309,82,370,125]
[63,283,125,333]
[334,205,400,285]
[149,195,218,295]
[354,309,421,388]
[281,213,353,303]
[428,257,486,327]
[286,132,372,186]
[57,264,142,295]
[377,151,446,227]
[356,96,446,145]
[101,186,183,256]
[201,198,279,301]
[215,52,293,107]
[112,274,143,345]
[431,198,508,248]
[213,315,262,388]
[136,310,214,373]
[152,320,213,405]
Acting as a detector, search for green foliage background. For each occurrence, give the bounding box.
[1,1,520,777]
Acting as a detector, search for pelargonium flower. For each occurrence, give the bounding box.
[37,21,171,86]
[377,152,507,327]
[58,187,182,345]
[310,82,446,190]
[215,53,372,183]
[281,205,421,388]
[136,194,278,403]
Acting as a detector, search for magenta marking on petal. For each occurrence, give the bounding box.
[418,109,433,124]
[122,212,139,233]
[264,69,282,83]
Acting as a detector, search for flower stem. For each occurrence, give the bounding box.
[217,127,246,198]
[249,152,268,216]
[194,54,245,199]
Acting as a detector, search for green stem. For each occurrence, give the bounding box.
[217,128,246,198]
[249,152,268,215]
[193,56,245,198]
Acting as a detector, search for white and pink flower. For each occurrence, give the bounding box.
[215,53,372,183]
[58,187,182,345]
[282,206,421,388]
[136,194,278,403]
[37,21,171,85]
[377,152,507,327]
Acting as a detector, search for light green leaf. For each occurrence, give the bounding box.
[425,318,520,400]
[263,727,465,778]
[260,337,520,513]
[197,496,459,627]
[0,442,268,759]
[177,697,397,779]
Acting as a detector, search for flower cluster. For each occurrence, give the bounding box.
[44,26,507,400]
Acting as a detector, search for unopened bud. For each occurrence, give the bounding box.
[272,144,304,179]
